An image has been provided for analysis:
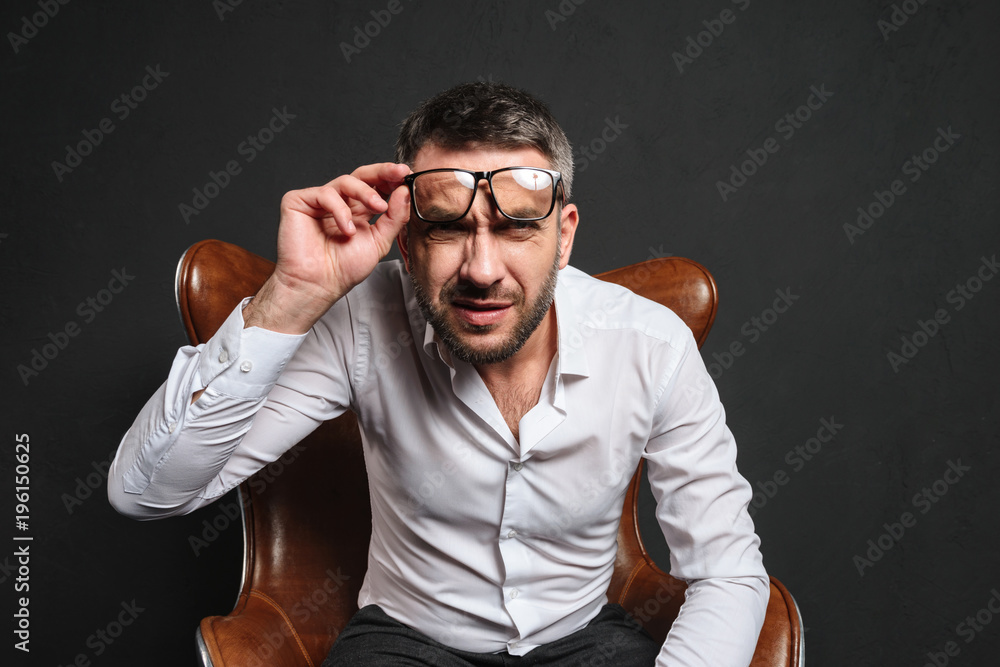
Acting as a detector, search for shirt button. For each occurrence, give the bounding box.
[507,529,517,539]
[168,422,177,433]
[240,360,253,373]
[512,462,524,471]
[218,349,229,363]
[510,588,519,599]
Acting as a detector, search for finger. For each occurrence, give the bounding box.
[351,162,412,198]
[331,174,392,215]
[384,183,411,223]
[303,177,391,235]
[286,186,357,236]
[371,185,410,246]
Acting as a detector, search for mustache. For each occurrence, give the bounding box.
[442,282,523,304]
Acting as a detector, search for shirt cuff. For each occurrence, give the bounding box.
[196,297,308,398]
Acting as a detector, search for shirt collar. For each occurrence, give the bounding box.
[553,267,590,379]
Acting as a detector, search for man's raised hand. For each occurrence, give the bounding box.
[244,163,411,334]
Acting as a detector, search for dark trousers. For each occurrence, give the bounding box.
[322,603,659,666]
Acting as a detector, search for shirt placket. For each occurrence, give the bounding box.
[445,355,569,652]
[498,456,532,652]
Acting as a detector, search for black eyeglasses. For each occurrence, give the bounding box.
[403,167,564,223]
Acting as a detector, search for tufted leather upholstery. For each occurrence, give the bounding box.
[178,239,802,666]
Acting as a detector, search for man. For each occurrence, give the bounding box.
[109,82,768,666]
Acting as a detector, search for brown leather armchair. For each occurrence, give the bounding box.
[177,240,803,667]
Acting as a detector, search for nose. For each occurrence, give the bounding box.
[460,226,505,288]
[457,182,506,288]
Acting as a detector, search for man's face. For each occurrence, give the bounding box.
[398,144,579,366]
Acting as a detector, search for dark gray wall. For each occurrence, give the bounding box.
[2,1,998,665]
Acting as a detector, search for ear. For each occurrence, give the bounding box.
[557,203,579,270]
[397,224,412,272]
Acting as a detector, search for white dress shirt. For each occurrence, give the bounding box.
[109,260,768,666]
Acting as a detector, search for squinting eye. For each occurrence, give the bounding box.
[500,221,539,236]
[426,222,467,236]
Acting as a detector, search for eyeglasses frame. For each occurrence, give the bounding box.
[403,167,565,224]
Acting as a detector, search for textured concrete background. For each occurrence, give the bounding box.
[1,1,998,664]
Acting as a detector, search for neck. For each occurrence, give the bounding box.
[476,307,558,442]
[475,306,558,385]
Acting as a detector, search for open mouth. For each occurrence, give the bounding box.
[451,300,512,327]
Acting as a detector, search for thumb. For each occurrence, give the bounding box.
[373,186,411,243]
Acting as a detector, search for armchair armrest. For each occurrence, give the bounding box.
[198,591,316,667]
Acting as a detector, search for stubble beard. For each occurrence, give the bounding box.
[409,249,561,366]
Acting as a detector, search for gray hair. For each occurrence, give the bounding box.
[395,81,574,200]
